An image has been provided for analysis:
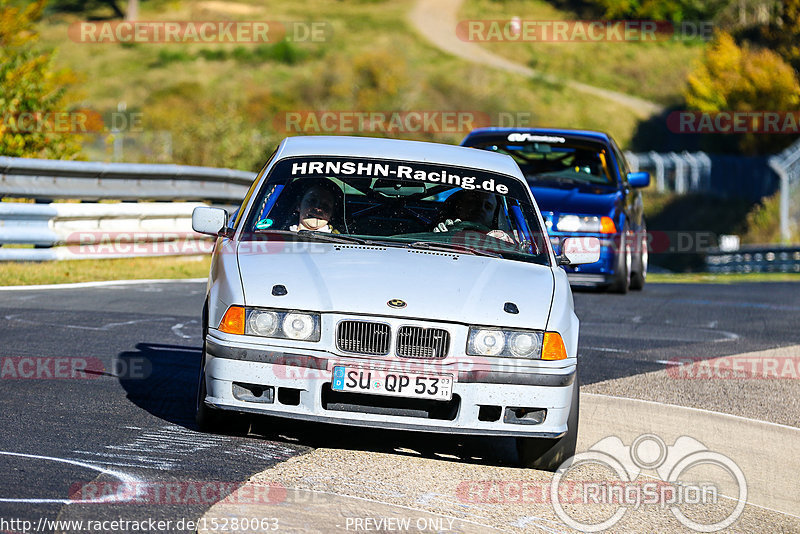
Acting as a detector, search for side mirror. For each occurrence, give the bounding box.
[627,171,650,188]
[558,237,601,266]
[192,206,229,236]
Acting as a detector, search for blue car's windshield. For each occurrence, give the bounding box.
[465,134,616,186]
[241,156,551,266]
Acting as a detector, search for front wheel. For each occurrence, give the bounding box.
[608,230,631,294]
[516,369,580,471]
[629,228,647,291]
[196,342,249,435]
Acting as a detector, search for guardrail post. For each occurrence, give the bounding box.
[668,153,687,194]
[648,151,666,192]
[769,156,791,243]
[681,151,701,192]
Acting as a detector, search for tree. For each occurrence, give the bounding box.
[684,31,800,154]
[0,0,81,158]
[582,0,727,22]
[753,0,800,74]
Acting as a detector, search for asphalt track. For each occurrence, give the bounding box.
[0,280,798,533]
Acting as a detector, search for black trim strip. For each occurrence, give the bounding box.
[205,401,566,439]
[207,338,574,387]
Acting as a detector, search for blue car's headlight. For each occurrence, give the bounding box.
[556,215,616,234]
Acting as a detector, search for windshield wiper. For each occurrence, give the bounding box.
[407,241,502,258]
[296,230,375,245]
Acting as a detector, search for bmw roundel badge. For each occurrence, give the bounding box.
[387,299,407,309]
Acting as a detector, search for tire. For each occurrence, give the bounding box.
[516,369,580,472]
[629,227,647,291]
[608,229,631,294]
[195,339,249,436]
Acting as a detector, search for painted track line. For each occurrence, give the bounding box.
[0,278,206,291]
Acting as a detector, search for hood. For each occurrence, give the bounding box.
[531,184,619,217]
[237,242,554,329]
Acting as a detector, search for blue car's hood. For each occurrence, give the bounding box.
[530,183,619,216]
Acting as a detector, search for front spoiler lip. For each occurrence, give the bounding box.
[205,337,576,387]
[204,399,567,439]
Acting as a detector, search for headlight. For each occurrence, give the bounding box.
[467,327,543,358]
[248,310,279,336]
[282,312,316,340]
[244,308,320,341]
[508,331,539,358]
[468,329,506,356]
[556,215,616,234]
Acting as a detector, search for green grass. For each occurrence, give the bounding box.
[37,0,642,167]
[0,256,211,286]
[648,272,800,283]
[460,0,706,106]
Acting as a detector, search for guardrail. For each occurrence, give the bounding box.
[0,202,214,261]
[0,156,255,202]
[705,245,800,273]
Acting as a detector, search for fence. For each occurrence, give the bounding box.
[624,151,778,202]
[768,138,800,243]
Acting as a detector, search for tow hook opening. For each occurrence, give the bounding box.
[503,407,547,425]
[232,382,275,403]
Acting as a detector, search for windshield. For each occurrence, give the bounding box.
[242,156,550,266]
[466,134,616,186]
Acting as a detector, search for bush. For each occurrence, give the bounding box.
[684,31,800,154]
[581,0,726,22]
[742,192,783,244]
[155,48,192,65]
[0,0,82,159]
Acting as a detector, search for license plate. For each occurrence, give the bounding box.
[331,366,453,401]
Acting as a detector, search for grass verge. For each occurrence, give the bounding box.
[460,0,705,106]
[648,272,800,283]
[0,256,211,286]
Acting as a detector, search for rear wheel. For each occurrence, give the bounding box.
[516,369,580,471]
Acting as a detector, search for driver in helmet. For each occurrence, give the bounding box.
[433,190,514,244]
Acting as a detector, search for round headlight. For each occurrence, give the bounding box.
[248,310,278,336]
[472,329,505,356]
[282,313,315,340]
[509,332,540,358]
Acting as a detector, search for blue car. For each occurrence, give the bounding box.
[461,128,650,293]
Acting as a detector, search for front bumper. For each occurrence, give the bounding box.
[203,333,577,438]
